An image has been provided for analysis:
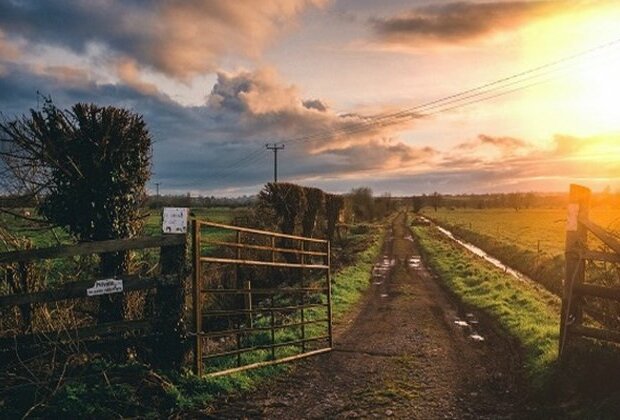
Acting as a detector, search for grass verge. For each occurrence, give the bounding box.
[413,221,620,418]
[412,223,559,385]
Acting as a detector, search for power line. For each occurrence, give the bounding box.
[280,36,620,147]
[196,35,620,188]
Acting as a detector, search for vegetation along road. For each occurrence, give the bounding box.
[209,212,530,419]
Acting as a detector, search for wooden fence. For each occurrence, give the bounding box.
[559,184,620,357]
[0,234,187,368]
[0,218,333,377]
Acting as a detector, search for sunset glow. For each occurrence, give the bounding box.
[0,0,619,195]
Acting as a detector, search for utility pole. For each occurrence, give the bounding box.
[266,143,285,183]
[155,182,160,207]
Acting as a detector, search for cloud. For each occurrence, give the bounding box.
[0,0,326,80]
[115,58,159,96]
[437,131,620,191]
[0,30,21,61]
[0,64,431,193]
[455,134,529,153]
[371,1,590,47]
[302,99,328,112]
[2,58,616,196]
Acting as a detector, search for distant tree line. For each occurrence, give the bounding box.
[145,193,256,209]
[411,191,620,212]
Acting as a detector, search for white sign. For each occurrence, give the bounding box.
[162,207,188,234]
[87,279,123,297]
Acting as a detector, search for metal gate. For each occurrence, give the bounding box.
[191,220,332,376]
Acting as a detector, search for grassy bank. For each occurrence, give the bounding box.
[412,223,560,384]
[413,221,620,417]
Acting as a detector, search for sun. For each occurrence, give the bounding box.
[520,3,620,136]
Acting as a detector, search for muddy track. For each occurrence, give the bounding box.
[207,213,530,419]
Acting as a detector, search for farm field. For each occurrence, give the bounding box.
[1,206,251,250]
[422,207,620,258]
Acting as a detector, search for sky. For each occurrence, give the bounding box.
[1,0,619,196]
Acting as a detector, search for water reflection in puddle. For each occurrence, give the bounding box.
[453,313,485,343]
[408,255,422,270]
[372,253,394,283]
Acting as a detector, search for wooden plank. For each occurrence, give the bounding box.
[569,324,620,344]
[201,287,328,295]
[202,239,327,257]
[579,217,620,256]
[200,256,328,270]
[0,275,174,308]
[0,235,185,264]
[197,220,328,244]
[573,283,620,301]
[206,347,332,378]
[0,319,154,349]
[583,250,620,263]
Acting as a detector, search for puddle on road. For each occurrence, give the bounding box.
[453,313,486,343]
[408,256,422,270]
[372,253,395,283]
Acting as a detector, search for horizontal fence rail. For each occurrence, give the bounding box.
[192,219,332,377]
[0,234,185,264]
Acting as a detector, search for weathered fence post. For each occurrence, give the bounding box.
[559,184,591,358]
[192,219,202,376]
[155,233,188,369]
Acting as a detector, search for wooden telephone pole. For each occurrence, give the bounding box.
[266,143,285,183]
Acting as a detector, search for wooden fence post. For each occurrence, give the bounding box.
[155,233,188,369]
[559,184,591,358]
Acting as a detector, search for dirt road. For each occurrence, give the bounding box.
[208,213,529,419]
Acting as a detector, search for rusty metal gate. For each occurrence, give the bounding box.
[191,220,332,376]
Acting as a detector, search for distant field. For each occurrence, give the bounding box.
[2,207,251,250]
[143,207,251,236]
[422,207,620,257]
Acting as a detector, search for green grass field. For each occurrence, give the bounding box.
[420,207,620,296]
[422,207,620,258]
[1,207,250,250]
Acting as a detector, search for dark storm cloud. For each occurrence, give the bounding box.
[371,1,587,46]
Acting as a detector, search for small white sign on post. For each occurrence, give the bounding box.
[162,207,189,234]
[87,279,124,297]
